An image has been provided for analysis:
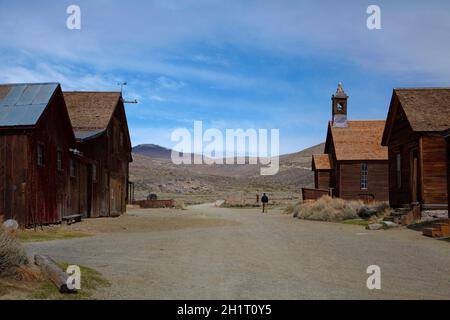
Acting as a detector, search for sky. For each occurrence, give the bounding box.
[1,0,450,155]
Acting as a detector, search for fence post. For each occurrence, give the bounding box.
[328,188,334,197]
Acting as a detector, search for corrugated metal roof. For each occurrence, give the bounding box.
[0,83,59,127]
[74,129,105,140]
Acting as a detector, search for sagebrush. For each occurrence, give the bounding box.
[0,227,28,277]
[289,196,389,222]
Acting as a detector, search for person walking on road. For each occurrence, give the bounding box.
[261,193,269,213]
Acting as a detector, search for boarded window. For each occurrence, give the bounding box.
[57,150,63,171]
[70,159,76,177]
[37,143,44,166]
[396,153,401,189]
[360,163,368,190]
[92,164,97,182]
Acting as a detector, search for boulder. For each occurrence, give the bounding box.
[383,221,399,228]
[367,223,383,230]
[358,207,379,218]
[2,219,19,230]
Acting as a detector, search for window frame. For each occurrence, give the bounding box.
[70,159,76,178]
[396,152,402,189]
[37,143,45,167]
[56,149,63,172]
[360,163,369,190]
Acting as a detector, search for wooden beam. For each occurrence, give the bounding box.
[34,255,75,293]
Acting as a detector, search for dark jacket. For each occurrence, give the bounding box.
[261,195,269,203]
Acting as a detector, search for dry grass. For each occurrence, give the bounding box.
[289,196,389,222]
[0,227,29,277]
[16,228,90,243]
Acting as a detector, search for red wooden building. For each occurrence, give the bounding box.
[382,88,450,211]
[0,83,76,226]
[308,84,389,202]
[64,92,132,218]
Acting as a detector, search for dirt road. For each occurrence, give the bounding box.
[25,204,450,299]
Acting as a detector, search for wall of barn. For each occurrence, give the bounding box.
[27,91,75,226]
[108,107,131,215]
[0,133,29,225]
[338,161,389,202]
[420,135,448,207]
[75,133,109,218]
[75,104,131,217]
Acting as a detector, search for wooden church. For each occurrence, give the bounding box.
[308,84,389,202]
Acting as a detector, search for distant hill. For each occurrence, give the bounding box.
[132,144,172,159]
[129,142,325,201]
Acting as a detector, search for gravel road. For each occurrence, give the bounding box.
[25,204,450,299]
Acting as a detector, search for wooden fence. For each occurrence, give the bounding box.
[301,188,333,201]
[133,199,175,208]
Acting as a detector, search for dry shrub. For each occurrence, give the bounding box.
[0,227,28,277]
[291,196,389,222]
[292,196,361,221]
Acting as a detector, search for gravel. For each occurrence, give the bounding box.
[25,204,450,299]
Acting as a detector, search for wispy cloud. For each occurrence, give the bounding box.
[1,0,449,153]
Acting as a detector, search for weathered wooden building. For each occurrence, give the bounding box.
[309,84,389,202]
[0,83,76,226]
[63,92,132,218]
[381,88,450,210]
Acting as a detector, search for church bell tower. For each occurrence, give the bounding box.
[332,83,348,128]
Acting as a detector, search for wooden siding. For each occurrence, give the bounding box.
[0,134,29,225]
[302,188,331,201]
[385,101,419,207]
[338,161,389,202]
[420,136,448,206]
[27,90,75,225]
[314,170,331,189]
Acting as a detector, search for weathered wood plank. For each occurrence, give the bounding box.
[34,255,75,293]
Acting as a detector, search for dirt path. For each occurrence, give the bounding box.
[25,204,450,299]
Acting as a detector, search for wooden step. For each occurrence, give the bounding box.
[433,223,450,236]
[423,227,443,238]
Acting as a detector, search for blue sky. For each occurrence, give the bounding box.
[1,0,450,154]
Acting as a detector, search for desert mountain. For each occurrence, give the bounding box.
[130,143,325,201]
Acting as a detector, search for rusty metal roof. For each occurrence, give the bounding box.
[74,129,105,140]
[0,83,59,127]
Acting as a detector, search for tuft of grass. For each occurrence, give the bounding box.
[341,219,371,226]
[439,237,450,243]
[16,229,90,243]
[28,262,110,300]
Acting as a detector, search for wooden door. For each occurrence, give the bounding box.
[411,149,421,204]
